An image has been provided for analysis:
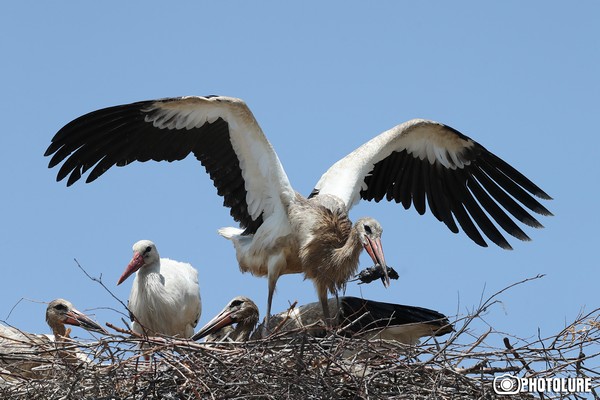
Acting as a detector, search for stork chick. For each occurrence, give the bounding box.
[0,299,106,378]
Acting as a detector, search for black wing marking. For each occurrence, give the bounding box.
[45,98,262,234]
[339,296,453,336]
[360,126,552,250]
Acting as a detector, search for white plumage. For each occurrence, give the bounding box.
[117,240,201,338]
[46,95,552,326]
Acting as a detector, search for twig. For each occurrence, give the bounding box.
[73,258,129,314]
[4,298,44,321]
[74,258,153,338]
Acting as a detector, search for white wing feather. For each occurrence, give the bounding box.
[146,96,296,221]
[313,119,474,210]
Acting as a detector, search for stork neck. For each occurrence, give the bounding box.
[234,322,256,341]
[136,259,161,279]
[339,226,363,266]
[48,321,67,339]
[133,260,163,298]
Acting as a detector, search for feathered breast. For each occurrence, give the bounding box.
[301,206,361,293]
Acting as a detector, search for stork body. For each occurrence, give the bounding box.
[46,96,552,325]
[118,240,201,338]
[193,296,452,345]
[263,296,453,344]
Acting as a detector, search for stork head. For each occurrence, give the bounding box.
[191,296,259,341]
[117,240,159,285]
[355,217,389,287]
[46,298,108,336]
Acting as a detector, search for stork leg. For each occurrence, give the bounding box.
[265,276,276,333]
[264,255,285,336]
[317,286,333,328]
[334,292,341,321]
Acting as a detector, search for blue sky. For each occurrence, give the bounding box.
[1,1,598,368]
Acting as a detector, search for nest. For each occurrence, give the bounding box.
[1,277,598,400]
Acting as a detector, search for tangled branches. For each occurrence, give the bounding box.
[0,277,598,400]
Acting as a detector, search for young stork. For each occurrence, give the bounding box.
[44,298,107,339]
[117,240,201,338]
[192,296,453,345]
[45,95,552,326]
[192,296,260,342]
[0,299,107,378]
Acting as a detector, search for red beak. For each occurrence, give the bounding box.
[191,310,235,341]
[363,236,390,287]
[117,252,144,285]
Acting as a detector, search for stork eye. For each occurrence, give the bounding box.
[364,225,372,234]
[144,246,152,254]
[54,303,68,311]
[230,299,243,308]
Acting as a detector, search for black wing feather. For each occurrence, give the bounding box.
[453,167,512,249]
[45,99,262,234]
[478,155,553,217]
[484,151,552,201]
[411,158,426,215]
[359,123,551,249]
[427,163,458,233]
[470,165,542,228]
[442,166,488,247]
[389,151,411,203]
[339,296,453,336]
[467,168,531,242]
[398,153,414,210]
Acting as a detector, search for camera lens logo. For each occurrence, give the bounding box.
[494,374,522,395]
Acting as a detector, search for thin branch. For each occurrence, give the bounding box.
[73,258,129,313]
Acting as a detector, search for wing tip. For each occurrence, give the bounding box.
[537,192,553,201]
[527,183,552,201]
[43,147,55,158]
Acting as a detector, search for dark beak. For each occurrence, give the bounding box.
[64,308,108,335]
[363,236,389,287]
[117,252,144,285]
[191,309,235,341]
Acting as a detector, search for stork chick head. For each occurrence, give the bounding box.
[117,240,159,285]
[355,217,390,287]
[191,296,259,341]
[46,298,108,335]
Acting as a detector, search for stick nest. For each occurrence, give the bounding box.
[1,278,598,400]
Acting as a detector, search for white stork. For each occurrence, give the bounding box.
[45,96,552,326]
[0,299,107,378]
[117,240,201,338]
[192,296,453,345]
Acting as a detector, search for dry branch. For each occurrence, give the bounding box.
[0,276,598,399]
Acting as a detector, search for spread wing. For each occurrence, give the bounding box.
[45,96,295,234]
[311,119,552,249]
